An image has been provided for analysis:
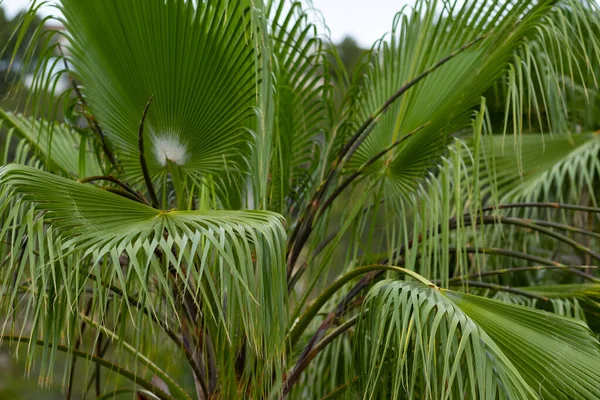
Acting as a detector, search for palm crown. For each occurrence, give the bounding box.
[1,0,600,399]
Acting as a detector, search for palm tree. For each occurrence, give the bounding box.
[1,0,600,398]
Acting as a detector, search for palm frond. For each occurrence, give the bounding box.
[58,0,256,194]
[355,280,534,399]
[448,289,600,399]
[0,109,102,177]
[296,0,600,295]
[475,132,600,204]
[346,1,560,190]
[355,279,600,399]
[0,164,288,398]
[265,0,332,215]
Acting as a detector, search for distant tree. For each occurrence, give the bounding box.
[0,7,42,101]
[336,36,364,76]
[327,36,369,109]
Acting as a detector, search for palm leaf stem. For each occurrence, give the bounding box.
[445,247,600,282]
[285,264,433,396]
[95,389,154,400]
[289,265,433,347]
[84,337,111,395]
[290,210,600,315]
[387,214,600,268]
[362,246,598,284]
[138,95,159,208]
[315,122,430,220]
[157,239,217,398]
[448,265,598,282]
[481,202,600,214]
[457,215,600,263]
[283,313,337,397]
[78,175,148,204]
[288,202,384,290]
[445,281,548,300]
[288,315,361,390]
[295,199,600,285]
[287,123,429,289]
[81,315,194,400]
[320,378,358,400]
[179,306,212,399]
[167,257,215,397]
[94,335,102,396]
[288,231,337,290]
[284,265,434,393]
[58,45,117,168]
[86,273,207,393]
[66,298,94,400]
[289,212,599,291]
[103,187,146,203]
[146,231,214,398]
[528,220,600,239]
[332,32,489,166]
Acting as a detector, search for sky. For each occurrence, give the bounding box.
[307,0,411,46]
[2,0,412,47]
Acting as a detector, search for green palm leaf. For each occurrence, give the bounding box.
[0,109,102,177]
[0,164,287,396]
[265,0,332,215]
[356,279,600,399]
[60,0,256,189]
[513,284,600,326]
[345,0,596,196]
[476,132,600,204]
[448,290,600,399]
[356,280,535,399]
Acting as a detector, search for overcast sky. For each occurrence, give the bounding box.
[308,0,411,46]
[2,0,411,47]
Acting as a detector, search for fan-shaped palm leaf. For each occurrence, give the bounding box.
[356,279,600,399]
[0,164,287,398]
[59,0,256,193]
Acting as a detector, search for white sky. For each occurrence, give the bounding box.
[2,0,43,17]
[309,0,411,46]
[2,0,412,47]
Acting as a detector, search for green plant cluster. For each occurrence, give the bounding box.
[0,1,600,399]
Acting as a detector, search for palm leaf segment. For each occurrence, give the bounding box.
[265,0,331,215]
[0,164,288,390]
[61,0,255,187]
[357,280,600,399]
[0,109,102,177]
[476,132,600,204]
